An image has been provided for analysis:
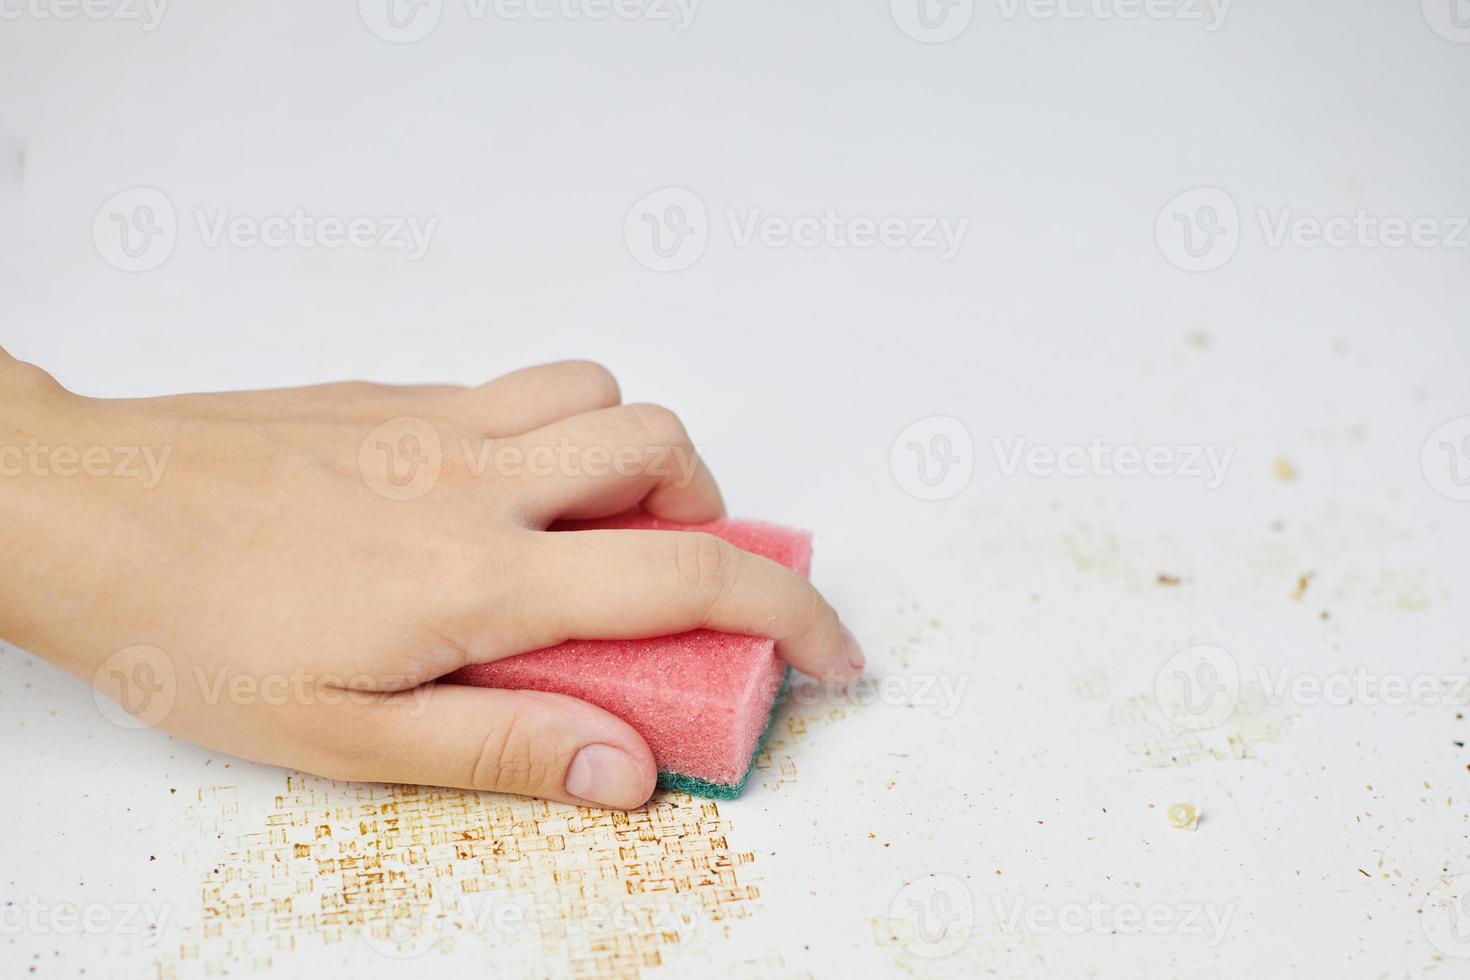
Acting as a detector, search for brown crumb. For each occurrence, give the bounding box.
[1291,572,1314,601]
[1157,574,1182,586]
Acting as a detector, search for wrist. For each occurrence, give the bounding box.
[0,355,112,667]
[0,354,96,486]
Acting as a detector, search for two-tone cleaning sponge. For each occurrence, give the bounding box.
[448,513,810,799]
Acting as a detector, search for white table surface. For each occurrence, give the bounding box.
[3,2,1468,977]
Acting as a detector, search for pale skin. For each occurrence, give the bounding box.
[0,349,863,810]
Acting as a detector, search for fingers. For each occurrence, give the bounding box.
[451,361,622,436]
[334,685,657,809]
[512,529,863,681]
[502,404,725,526]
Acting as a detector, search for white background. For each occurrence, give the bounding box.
[2,1,1469,977]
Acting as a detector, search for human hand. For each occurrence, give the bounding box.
[0,353,863,810]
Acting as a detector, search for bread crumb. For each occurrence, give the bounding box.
[1291,571,1313,601]
[1167,802,1199,831]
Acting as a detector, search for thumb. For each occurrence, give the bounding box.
[339,685,658,810]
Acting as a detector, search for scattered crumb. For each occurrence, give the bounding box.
[1167,803,1199,831]
[1273,457,1297,483]
[1291,572,1314,602]
[1186,331,1212,350]
[1157,573,1182,586]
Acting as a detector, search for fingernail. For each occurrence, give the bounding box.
[841,624,866,673]
[565,743,646,809]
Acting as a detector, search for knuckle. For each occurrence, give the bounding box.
[673,532,734,613]
[626,403,689,447]
[807,588,840,642]
[562,360,621,405]
[471,712,552,796]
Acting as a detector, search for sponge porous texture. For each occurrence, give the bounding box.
[447,513,812,798]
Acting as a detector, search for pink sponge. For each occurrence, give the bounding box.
[447,513,810,798]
